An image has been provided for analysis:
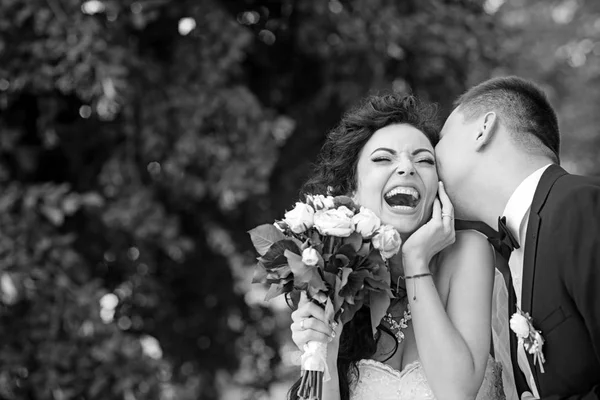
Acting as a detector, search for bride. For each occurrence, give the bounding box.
[288,94,505,400]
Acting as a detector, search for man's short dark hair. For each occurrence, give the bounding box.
[454,76,560,163]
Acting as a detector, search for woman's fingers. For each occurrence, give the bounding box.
[291,300,328,323]
[291,327,333,350]
[438,182,455,232]
[290,292,336,351]
[291,316,335,337]
[438,182,454,216]
[431,197,442,222]
[290,314,336,351]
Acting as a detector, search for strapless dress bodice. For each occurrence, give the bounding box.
[349,356,505,400]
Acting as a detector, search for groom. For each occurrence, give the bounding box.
[436,76,600,399]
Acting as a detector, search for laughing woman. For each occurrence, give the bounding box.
[288,94,505,400]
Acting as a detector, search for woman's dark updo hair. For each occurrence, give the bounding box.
[289,94,439,400]
[302,93,439,198]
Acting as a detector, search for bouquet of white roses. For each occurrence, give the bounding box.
[249,194,400,400]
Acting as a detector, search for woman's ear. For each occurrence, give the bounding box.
[474,111,497,151]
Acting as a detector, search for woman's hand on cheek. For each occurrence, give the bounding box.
[401,181,456,269]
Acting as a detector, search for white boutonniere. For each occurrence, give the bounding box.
[510,307,546,373]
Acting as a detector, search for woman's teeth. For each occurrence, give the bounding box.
[384,186,420,208]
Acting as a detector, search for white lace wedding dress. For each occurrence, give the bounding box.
[349,355,505,400]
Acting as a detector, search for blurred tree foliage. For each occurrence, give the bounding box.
[0,0,502,399]
[495,0,600,175]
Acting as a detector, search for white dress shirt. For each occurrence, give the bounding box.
[502,164,552,399]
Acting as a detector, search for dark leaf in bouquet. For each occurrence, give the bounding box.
[373,259,391,284]
[322,271,337,292]
[333,196,358,212]
[323,257,337,274]
[266,265,293,283]
[339,267,352,292]
[323,271,344,314]
[345,290,366,307]
[364,259,392,296]
[354,249,383,271]
[260,240,301,268]
[329,254,350,272]
[357,242,371,257]
[248,224,287,256]
[252,262,269,283]
[324,297,335,321]
[368,290,391,335]
[333,244,360,270]
[310,230,323,248]
[260,254,289,272]
[264,281,293,301]
[342,231,363,252]
[285,250,327,293]
[288,289,301,307]
[366,248,386,266]
[339,298,364,325]
[291,237,305,251]
[306,284,327,300]
[336,243,358,261]
[338,269,370,299]
[364,276,393,297]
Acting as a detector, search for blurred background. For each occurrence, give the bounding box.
[0,0,598,399]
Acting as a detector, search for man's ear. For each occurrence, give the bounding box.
[474,112,497,151]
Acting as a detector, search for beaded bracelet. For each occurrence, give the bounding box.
[405,272,433,300]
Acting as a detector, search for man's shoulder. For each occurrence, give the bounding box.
[555,170,600,187]
[539,172,600,234]
[546,171,600,208]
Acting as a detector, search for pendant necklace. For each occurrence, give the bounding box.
[383,303,412,343]
[385,273,411,343]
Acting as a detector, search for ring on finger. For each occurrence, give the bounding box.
[441,213,454,220]
[301,319,306,330]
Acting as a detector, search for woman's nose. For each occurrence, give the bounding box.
[396,159,415,176]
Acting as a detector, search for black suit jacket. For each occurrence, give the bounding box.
[515,165,600,399]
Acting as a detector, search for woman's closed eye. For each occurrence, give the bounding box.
[417,158,435,165]
[372,157,392,163]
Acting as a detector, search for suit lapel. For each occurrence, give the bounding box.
[521,213,540,315]
[521,165,567,314]
[520,164,567,388]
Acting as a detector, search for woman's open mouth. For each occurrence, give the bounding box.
[384,186,421,209]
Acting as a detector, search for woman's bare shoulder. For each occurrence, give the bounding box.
[438,229,495,273]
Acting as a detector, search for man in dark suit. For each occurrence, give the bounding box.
[435,76,600,399]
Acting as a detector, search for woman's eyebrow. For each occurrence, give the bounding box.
[370,147,396,155]
[412,148,434,156]
[370,147,434,156]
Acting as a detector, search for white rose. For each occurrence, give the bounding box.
[336,205,355,218]
[352,206,381,238]
[302,248,319,266]
[284,202,315,233]
[307,194,332,211]
[322,196,335,209]
[372,225,402,259]
[510,313,530,339]
[307,194,324,210]
[314,208,354,237]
